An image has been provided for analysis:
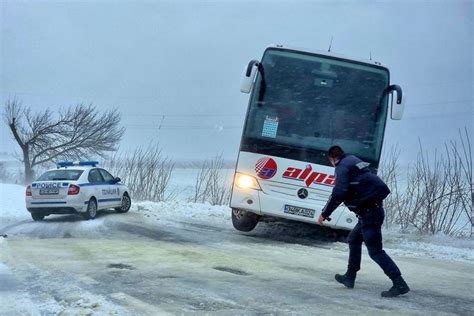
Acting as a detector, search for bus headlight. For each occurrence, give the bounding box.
[235,173,261,190]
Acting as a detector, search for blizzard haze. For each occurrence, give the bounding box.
[1,0,472,163]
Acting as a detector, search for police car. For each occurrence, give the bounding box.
[25,161,131,221]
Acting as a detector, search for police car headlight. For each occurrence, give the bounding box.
[235,173,261,190]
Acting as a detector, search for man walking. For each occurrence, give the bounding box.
[318,145,410,297]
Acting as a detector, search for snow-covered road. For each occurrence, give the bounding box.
[1,183,473,315]
[0,210,472,315]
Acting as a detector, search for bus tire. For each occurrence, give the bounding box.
[231,208,260,232]
[31,213,45,221]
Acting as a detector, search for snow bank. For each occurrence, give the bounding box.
[133,200,231,227]
[383,231,474,263]
[0,183,29,221]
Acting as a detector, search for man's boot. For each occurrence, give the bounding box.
[335,271,356,289]
[381,275,410,297]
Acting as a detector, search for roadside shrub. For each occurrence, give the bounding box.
[105,143,175,202]
[190,154,232,206]
[380,129,472,237]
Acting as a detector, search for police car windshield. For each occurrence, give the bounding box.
[37,170,84,181]
[241,48,390,168]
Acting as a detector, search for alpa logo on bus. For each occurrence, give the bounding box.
[282,164,335,187]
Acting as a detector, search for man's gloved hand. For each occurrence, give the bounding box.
[318,214,331,225]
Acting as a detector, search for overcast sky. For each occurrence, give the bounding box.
[1,0,472,165]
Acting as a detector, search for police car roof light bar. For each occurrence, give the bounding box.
[57,161,74,168]
[56,161,99,168]
[78,161,99,167]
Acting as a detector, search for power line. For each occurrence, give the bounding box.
[0,91,239,100]
[409,81,473,87]
[122,113,244,117]
[411,99,473,107]
[3,90,471,105]
[403,111,473,120]
[3,91,471,114]
[119,99,472,118]
[124,124,243,130]
[123,111,473,130]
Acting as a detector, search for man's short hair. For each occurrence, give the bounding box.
[328,145,344,159]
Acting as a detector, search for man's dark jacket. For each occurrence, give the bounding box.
[321,154,390,218]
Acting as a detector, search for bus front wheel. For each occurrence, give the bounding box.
[231,208,260,232]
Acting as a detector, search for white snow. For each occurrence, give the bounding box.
[134,200,231,226]
[0,262,128,315]
[0,180,474,315]
[382,231,474,262]
[0,183,29,221]
[1,181,473,264]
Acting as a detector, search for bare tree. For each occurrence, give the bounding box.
[3,98,124,183]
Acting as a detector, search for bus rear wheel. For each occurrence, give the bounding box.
[231,208,260,232]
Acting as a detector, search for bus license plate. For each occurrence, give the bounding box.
[39,188,59,195]
[284,205,315,218]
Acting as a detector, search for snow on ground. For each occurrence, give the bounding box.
[1,181,473,263]
[383,231,474,263]
[0,183,29,222]
[0,154,23,184]
[131,200,474,263]
[134,200,231,226]
[0,261,128,315]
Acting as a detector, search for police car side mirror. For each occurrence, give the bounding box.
[113,177,121,183]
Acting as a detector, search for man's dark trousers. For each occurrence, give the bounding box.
[347,206,401,278]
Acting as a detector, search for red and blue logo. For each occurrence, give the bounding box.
[255,157,277,179]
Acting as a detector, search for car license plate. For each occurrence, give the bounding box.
[284,205,315,218]
[39,188,59,195]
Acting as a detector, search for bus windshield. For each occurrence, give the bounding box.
[241,48,390,168]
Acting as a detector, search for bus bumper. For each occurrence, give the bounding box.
[230,185,357,230]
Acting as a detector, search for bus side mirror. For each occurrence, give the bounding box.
[240,60,260,94]
[389,84,405,120]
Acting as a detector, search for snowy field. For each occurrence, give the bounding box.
[1,174,473,314]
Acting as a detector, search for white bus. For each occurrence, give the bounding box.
[230,44,405,232]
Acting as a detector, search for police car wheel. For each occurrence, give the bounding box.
[115,193,131,213]
[231,208,260,232]
[31,213,45,221]
[83,198,97,220]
